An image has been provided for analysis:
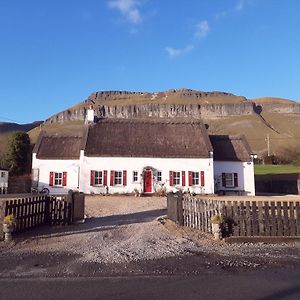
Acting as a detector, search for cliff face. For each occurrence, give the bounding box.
[45,89,300,124]
[46,102,255,123]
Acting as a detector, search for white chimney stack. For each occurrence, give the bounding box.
[86,105,95,124]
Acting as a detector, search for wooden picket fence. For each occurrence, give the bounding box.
[181,195,300,237]
[4,194,72,233]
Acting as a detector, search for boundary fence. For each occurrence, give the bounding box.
[167,193,300,237]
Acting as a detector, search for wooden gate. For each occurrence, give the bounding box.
[4,194,72,233]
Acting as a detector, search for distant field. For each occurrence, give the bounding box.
[254,164,300,175]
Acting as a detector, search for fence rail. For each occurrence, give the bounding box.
[168,193,300,237]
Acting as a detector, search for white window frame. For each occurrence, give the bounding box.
[54,172,63,187]
[114,171,123,186]
[173,171,181,186]
[0,172,5,178]
[133,171,138,183]
[157,171,162,182]
[192,171,199,186]
[94,171,103,186]
[225,173,234,188]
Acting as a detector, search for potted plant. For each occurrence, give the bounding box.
[3,214,16,242]
[210,214,223,240]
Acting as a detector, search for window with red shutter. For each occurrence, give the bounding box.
[49,172,54,186]
[110,170,114,186]
[123,170,127,186]
[200,171,205,187]
[90,170,94,186]
[169,171,173,186]
[182,171,186,186]
[62,172,67,186]
[188,171,192,186]
[103,170,107,186]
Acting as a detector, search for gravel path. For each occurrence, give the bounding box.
[0,195,300,277]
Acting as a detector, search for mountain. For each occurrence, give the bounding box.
[27,89,300,157]
[0,121,43,134]
[0,121,43,156]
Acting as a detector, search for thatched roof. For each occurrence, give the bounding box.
[34,133,83,159]
[209,135,252,162]
[84,118,213,158]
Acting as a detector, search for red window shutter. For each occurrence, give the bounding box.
[49,172,54,186]
[200,171,205,187]
[103,170,107,186]
[110,170,114,186]
[234,173,238,187]
[90,170,94,186]
[123,170,127,186]
[182,171,186,186]
[169,171,173,186]
[222,173,226,187]
[62,172,67,186]
[188,171,192,186]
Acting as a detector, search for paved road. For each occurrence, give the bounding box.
[1,270,300,300]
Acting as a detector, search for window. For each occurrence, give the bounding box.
[173,171,180,185]
[1,172,5,178]
[133,171,138,182]
[54,172,63,186]
[192,172,199,185]
[222,173,237,188]
[94,171,103,186]
[114,171,122,185]
[157,171,162,182]
[225,173,234,187]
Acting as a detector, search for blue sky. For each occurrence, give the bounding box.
[1,0,300,123]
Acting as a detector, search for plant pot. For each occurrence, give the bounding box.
[3,223,14,242]
[211,223,222,240]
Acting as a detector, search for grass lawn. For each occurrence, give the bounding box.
[254,164,300,175]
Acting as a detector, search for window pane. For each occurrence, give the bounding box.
[95,171,103,185]
[54,172,62,186]
[173,172,180,185]
[133,171,138,182]
[114,171,122,185]
[192,172,199,185]
[225,173,234,187]
[157,171,162,182]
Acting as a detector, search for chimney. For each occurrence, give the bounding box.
[86,105,95,124]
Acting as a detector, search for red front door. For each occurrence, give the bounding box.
[144,170,152,193]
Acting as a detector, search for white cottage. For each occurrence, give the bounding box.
[81,118,214,195]
[0,169,9,194]
[31,118,255,196]
[210,135,255,196]
[32,134,83,194]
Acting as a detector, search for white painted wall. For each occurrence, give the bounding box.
[80,155,215,195]
[0,170,8,193]
[32,154,80,194]
[32,151,256,196]
[214,161,255,196]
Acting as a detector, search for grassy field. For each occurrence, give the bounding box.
[254,164,300,175]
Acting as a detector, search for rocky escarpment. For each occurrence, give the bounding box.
[45,89,300,124]
[46,102,255,123]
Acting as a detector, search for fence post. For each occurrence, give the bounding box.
[167,192,183,225]
[44,195,50,225]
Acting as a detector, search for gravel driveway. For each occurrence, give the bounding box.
[0,195,300,277]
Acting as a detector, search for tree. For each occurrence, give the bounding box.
[4,132,31,175]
